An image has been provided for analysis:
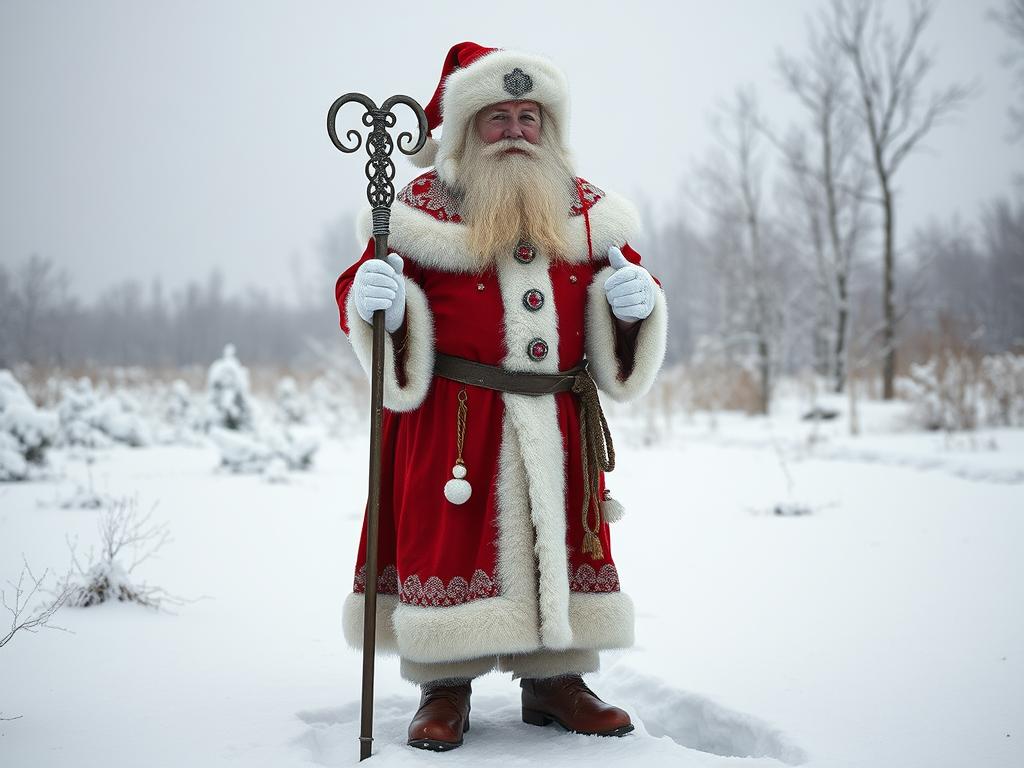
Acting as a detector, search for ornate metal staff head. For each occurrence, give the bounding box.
[327,93,429,238]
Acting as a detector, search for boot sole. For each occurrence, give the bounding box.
[522,707,634,737]
[407,715,470,750]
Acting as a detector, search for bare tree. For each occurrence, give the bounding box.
[694,87,786,414]
[777,13,871,393]
[829,0,973,398]
[990,0,1024,141]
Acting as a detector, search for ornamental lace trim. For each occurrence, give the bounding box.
[569,562,621,593]
[353,564,499,606]
[353,563,399,594]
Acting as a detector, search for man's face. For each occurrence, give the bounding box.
[473,100,541,150]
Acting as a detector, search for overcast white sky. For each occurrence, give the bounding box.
[1,0,1019,305]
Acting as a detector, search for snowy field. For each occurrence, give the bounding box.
[2,389,1023,768]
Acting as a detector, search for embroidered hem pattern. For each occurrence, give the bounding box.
[352,561,621,603]
[568,563,621,592]
[353,564,500,606]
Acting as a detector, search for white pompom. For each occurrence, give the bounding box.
[452,464,467,479]
[444,478,472,505]
[408,136,439,168]
[601,496,626,523]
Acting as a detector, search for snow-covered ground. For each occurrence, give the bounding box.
[2,393,1022,768]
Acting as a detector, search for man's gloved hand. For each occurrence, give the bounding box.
[603,246,656,322]
[352,253,406,333]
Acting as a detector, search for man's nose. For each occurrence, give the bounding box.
[503,120,525,139]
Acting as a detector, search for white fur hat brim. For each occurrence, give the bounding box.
[432,49,570,183]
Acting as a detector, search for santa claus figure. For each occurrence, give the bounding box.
[335,41,668,751]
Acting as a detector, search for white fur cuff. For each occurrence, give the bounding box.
[345,276,435,412]
[341,592,400,655]
[585,265,668,403]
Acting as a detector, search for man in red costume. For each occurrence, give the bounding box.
[335,42,668,751]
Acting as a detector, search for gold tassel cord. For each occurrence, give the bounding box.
[455,388,468,465]
[571,371,615,560]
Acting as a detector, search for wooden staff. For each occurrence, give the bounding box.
[327,92,428,762]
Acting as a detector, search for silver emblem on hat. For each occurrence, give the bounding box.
[503,68,534,98]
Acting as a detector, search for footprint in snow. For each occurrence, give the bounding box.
[293,668,806,766]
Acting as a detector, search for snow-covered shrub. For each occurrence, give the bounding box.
[0,369,58,481]
[898,351,1024,431]
[55,377,152,448]
[203,346,320,473]
[152,378,205,445]
[275,376,307,425]
[205,343,255,431]
[899,357,982,431]
[308,372,363,438]
[65,495,178,610]
[981,353,1024,427]
[208,426,274,473]
[209,422,319,474]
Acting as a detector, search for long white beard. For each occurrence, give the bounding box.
[453,127,575,270]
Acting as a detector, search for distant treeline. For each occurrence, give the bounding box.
[0,259,347,370]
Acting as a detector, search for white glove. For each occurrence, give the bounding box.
[352,253,406,333]
[604,246,656,322]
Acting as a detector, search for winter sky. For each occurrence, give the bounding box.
[0,0,1019,305]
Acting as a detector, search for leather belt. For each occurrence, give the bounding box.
[433,352,586,395]
[432,351,615,560]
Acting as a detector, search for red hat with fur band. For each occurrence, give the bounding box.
[408,41,571,183]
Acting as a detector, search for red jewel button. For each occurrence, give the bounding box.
[528,338,548,361]
[515,243,536,263]
[522,289,544,311]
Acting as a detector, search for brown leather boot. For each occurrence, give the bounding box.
[407,679,472,751]
[521,674,633,737]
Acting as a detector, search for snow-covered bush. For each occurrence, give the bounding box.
[981,353,1024,427]
[0,369,58,481]
[203,345,320,473]
[308,372,363,438]
[209,422,318,475]
[275,376,307,425]
[65,495,179,610]
[205,343,255,432]
[899,357,982,431]
[55,377,152,448]
[898,351,1024,431]
[153,378,205,445]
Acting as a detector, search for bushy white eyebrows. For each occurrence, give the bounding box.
[486,106,539,119]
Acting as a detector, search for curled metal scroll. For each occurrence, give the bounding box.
[327,93,428,236]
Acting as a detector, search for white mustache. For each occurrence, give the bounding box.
[481,138,539,159]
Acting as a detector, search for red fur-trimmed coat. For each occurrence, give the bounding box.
[335,170,667,665]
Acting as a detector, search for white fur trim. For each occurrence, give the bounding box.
[495,242,560,373]
[407,136,438,169]
[505,394,573,649]
[497,648,600,680]
[344,413,635,664]
[342,592,399,655]
[568,591,635,649]
[585,265,668,403]
[393,595,539,663]
[601,496,626,523]
[434,50,570,185]
[344,276,435,412]
[356,188,641,273]
[400,654,499,685]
